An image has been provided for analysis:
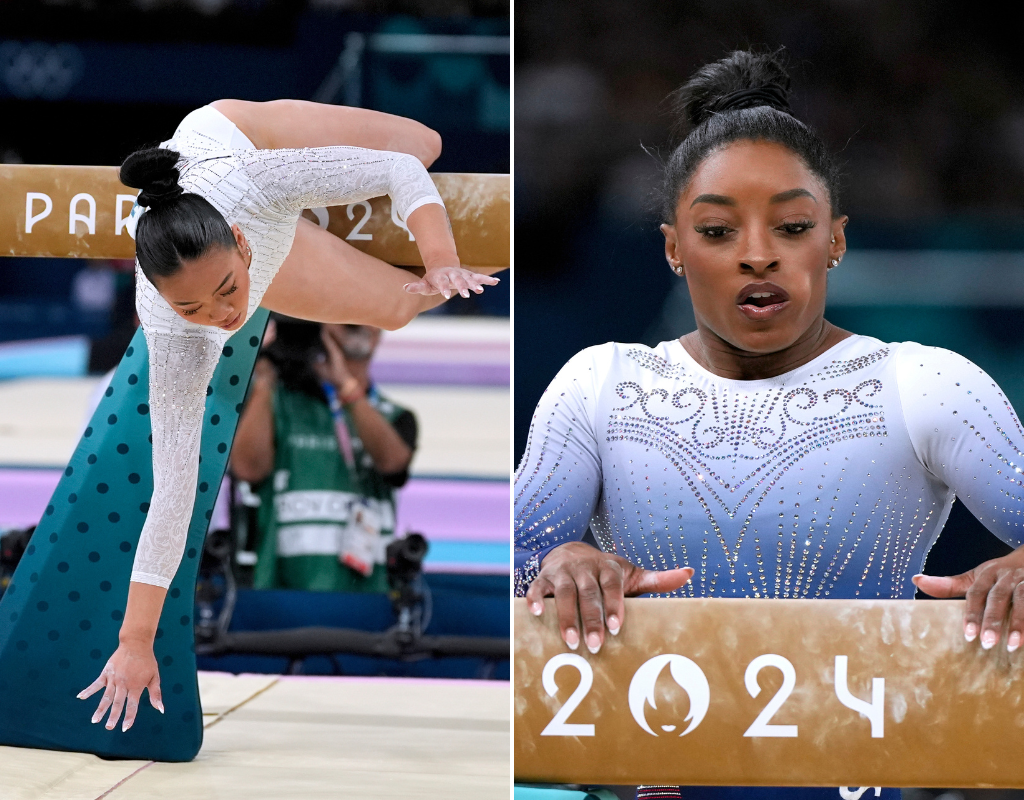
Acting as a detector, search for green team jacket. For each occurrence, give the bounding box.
[252,385,417,592]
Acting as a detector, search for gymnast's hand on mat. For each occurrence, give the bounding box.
[913,544,1024,652]
[77,639,164,732]
[525,542,694,655]
[403,266,499,300]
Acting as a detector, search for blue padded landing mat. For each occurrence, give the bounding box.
[0,309,268,762]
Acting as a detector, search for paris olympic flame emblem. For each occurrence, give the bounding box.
[627,654,710,736]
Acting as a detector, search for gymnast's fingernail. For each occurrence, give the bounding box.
[442,290,451,299]
[1008,632,1021,652]
[564,628,579,650]
[981,629,997,649]
[460,289,469,298]
[607,616,620,636]
[76,692,86,699]
[529,602,543,616]
[965,623,978,642]
[91,714,101,724]
[586,633,601,654]
[122,720,131,732]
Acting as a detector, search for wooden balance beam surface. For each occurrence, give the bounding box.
[513,597,1024,789]
[0,165,509,267]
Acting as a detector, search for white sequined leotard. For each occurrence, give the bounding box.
[131,106,444,589]
[514,334,1024,599]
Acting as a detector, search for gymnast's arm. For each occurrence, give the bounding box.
[214,100,505,281]
[212,100,492,293]
[897,343,1024,651]
[240,145,498,315]
[79,329,222,731]
[211,99,442,167]
[515,345,693,654]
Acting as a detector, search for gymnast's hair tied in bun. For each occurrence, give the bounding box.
[119,147,185,209]
[672,46,794,133]
[118,145,236,284]
[702,84,792,120]
[659,47,842,223]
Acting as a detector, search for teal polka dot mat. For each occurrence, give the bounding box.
[0,308,269,762]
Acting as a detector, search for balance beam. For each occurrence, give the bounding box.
[0,165,509,268]
[514,597,1024,788]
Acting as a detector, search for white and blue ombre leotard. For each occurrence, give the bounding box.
[514,334,1024,598]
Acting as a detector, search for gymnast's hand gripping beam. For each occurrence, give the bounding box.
[0,165,510,268]
[514,597,1024,789]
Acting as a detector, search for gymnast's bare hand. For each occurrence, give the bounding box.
[77,638,164,732]
[913,544,1024,652]
[404,266,499,300]
[525,542,694,655]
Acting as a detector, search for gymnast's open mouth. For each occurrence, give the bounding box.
[736,281,790,320]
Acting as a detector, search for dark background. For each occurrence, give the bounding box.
[514,0,1024,634]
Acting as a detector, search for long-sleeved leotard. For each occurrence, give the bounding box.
[514,334,1024,599]
[130,106,444,589]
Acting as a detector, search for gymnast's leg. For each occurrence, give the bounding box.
[261,216,503,329]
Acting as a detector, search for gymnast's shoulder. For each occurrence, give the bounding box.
[890,339,1011,404]
[547,339,685,390]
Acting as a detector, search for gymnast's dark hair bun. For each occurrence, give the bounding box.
[119,145,235,284]
[659,47,841,222]
[119,147,184,209]
[672,48,793,134]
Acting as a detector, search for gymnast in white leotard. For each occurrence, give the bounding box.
[78,100,500,733]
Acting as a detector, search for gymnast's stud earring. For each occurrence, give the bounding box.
[830,259,839,269]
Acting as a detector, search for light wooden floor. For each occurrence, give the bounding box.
[1,672,510,799]
[0,378,508,479]
[0,315,510,479]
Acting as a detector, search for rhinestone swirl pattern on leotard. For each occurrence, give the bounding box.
[514,335,1024,601]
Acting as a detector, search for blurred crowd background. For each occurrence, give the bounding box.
[516,0,1024,443]
[0,0,509,680]
[515,0,1024,678]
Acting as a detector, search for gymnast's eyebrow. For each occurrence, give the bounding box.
[173,272,233,306]
[770,188,817,203]
[690,193,735,208]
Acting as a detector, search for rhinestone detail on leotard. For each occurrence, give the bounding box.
[132,108,445,589]
[515,336,1024,601]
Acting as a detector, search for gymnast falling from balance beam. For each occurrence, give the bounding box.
[67,100,501,734]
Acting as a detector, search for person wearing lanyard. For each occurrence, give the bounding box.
[231,318,417,592]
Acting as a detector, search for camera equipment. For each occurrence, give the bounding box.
[261,315,328,402]
[194,490,506,668]
[194,526,237,646]
[385,532,429,645]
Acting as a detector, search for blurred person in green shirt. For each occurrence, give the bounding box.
[230,317,417,592]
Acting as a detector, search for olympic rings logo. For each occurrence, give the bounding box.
[0,41,84,100]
